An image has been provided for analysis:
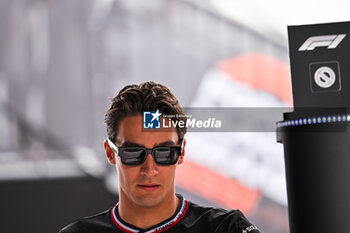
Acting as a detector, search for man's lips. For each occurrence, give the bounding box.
[137,184,160,191]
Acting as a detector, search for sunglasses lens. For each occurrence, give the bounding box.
[120,148,146,165]
[154,148,179,165]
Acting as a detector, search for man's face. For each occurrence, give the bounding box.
[105,115,184,208]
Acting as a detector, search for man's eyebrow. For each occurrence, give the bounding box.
[121,141,143,147]
[154,140,177,147]
[120,140,177,147]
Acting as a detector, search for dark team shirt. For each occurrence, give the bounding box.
[59,195,260,233]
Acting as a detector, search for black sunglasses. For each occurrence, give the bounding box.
[107,138,184,166]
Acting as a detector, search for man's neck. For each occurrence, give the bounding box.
[118,193,180,229]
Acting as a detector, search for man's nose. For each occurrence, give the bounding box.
[140,153,158,176]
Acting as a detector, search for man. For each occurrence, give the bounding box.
[59,81,261,233]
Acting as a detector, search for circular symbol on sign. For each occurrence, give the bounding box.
[314,66,336,88]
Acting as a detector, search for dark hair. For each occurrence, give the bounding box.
[104,81,187,143]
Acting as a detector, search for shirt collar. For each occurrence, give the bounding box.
[111,194,189,233]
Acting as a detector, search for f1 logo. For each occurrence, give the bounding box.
[299,34,346,51]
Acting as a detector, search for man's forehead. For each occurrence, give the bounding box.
[116,115,178,145]
[115,134,178,146]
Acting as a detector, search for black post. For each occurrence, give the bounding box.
[277,21,350,233]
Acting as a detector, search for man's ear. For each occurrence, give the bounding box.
[177,138,186,165]
[104,140,116,165]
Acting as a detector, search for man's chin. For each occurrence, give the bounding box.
[133,194,164,208]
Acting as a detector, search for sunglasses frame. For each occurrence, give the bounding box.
[106,138,184,166]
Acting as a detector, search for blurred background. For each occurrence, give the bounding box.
[1,0,349,232]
